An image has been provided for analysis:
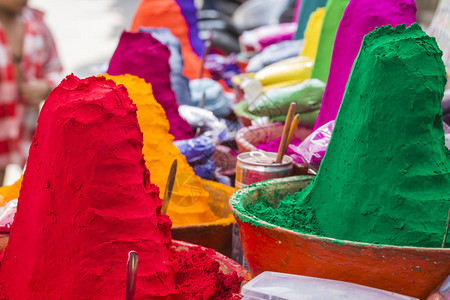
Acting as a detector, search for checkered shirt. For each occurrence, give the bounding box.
[0,7,62,168]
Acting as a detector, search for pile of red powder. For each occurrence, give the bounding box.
[0,75,243,299]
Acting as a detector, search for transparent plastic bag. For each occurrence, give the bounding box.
[426,273,450,300]
[0,199,17,233]
[292,120,334,167]
[444,121,450,149]
[178,105,228,142]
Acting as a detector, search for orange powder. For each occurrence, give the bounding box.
[0,178,22,206]
[131,0,210,80]
[103,74,234,227]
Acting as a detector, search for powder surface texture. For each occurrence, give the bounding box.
[0,75,178,299]
[103,74,234,227]
[310,0,349,82]
[312,0,416,130]
[131,0,211,80]
[107,31,194,140]
[250,24,450,247]
[170,246,242,299]
[300,8,325,61]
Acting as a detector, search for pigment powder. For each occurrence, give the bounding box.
[103,74,234,227]
[131,0,210,80]
[0,177,22,206]
[171,246,241,299]
[256,137,304,163]
[294,0,327,40]
[312,0,416,130]
[107,31,194,140]
[299,7,325,61]
[0,74,235,228]
[310,0,349,82]
[0,75,177,298]
[0,75,243,299]
[247,24,450,248]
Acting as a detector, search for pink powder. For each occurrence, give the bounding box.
[257,136,304,163]
[107,31,194,140]
[312,0,416,130]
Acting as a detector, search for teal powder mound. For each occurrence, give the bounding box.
[248,24,450,247]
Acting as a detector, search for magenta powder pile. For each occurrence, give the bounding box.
[312,0,416,130]
[107,31,193,140]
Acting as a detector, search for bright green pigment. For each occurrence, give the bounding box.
[247,24,450,248]
[310,0,349,82]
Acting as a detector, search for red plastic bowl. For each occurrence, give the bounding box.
[230,176,450,299]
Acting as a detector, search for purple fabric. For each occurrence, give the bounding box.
[107,31,194,140]
[312,0,417,130]
[174,0,205,57]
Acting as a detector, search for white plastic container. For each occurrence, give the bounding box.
[241,272,419,300]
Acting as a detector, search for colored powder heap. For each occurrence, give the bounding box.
[310,0,349,82]
[248,24,450,247]
[107,31,193,140]
[103,74,234,227]
[172,0,205,57]
[0,75,177,298]
[313,0,416,130]
[131,0,209,80]
[171,246,241,299]
[300,7,325,61]
[294,0,327,40]
[0,75,243,299]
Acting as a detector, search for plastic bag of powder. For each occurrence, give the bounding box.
[292,120,335,167]
[178,105,228,142]
[174,135,216,164]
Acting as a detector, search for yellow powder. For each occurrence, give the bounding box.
[300,7,325,61]
[103,74,235,227]
[0,177,22,206]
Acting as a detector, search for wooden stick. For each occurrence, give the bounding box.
[442,207,450,248]
[276,103,296,163]
[284,114,300,155]
[199,29,213,79]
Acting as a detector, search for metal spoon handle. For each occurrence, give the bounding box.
[125,251,138,300]
[162,159,178,214]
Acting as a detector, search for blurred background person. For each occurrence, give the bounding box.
[0,0,62,185]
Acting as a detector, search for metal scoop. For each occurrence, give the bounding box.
[125,251,138,300]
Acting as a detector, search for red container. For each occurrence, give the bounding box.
[230,176,450,299]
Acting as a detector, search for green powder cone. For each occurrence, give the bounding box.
[251,24,450,247]
[310,0,349,82]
